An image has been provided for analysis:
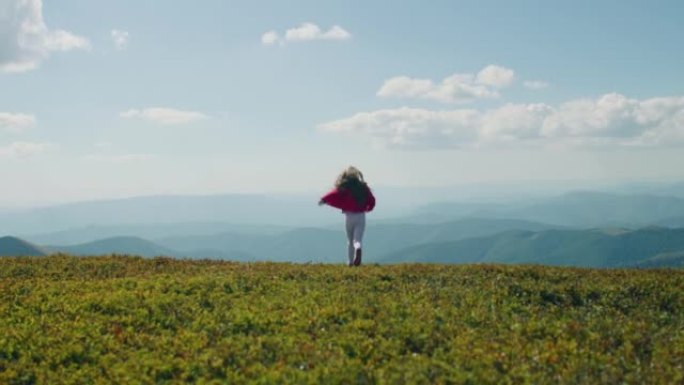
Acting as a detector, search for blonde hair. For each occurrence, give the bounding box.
[335,166,368,205]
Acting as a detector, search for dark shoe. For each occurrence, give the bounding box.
[353,248,362,266]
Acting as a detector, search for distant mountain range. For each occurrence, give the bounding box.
[2,188,684,268]
[26,222,290,246]
[381,227,684,268]
[4,190,684,238]
[653,216,684,228]
[31,218,554,262]
[632,251,684,268]
[149,217,560,262]
[415,191,684,227]
[0,236,47,256]
[47,236,175,258]
[3,220,684,268]
[0,194,339,235]
[5,217,559,260]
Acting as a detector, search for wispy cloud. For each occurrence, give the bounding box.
[111,29,130,50]
[93,141,113,148]
[524,80,549,90]
[377,65,515,104]
[0,112,36,133]
[319,94,684,149]
[120,108,209,125]
[321,107,480,149]
[261,23,351,46]
[0,0,90,73]
[0,141,56,159]
[83,153,155,163]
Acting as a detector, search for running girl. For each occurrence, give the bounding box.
[319,166,376,266]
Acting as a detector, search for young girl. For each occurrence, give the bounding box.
[319,166,376,266]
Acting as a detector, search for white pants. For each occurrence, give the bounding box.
[344,212,366,265]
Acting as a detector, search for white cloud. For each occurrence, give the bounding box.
[285,23,321,41]
[319,93,684,149]
[377,65,515,104]
[111,29,130,50]
[321,25,352,40]
[480,103,553,142]
[0,0,90,73]
[0,141,55,159]
[262,23,351,46]
[524,80,549,90]
[541,93,642,138]
[285,23,351,42]
[261,31,279,45]
[0,112,36,133]
[320,107,481,149]
[83,153,154,163]
[376,77,435,99]
[120,108,209,125]
[476,65,515,88]
[43,30,90,51]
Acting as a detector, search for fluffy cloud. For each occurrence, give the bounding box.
[120,108,209,125]
[111,29,130,50]
[377,65,515,104]
[0,0,90,73]
[0,112,36,133]
[524,80,549,90]
[0,141,55,159]
[261,31,279,45]
[261,23,351,46]
[480,103,553,142]
[542,93,640,138]
[319,93,684,149]
[476,65,515,88]
[321,107,480,149]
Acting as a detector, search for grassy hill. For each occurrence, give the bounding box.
[383,227,684,267]
[0,255,682,384]
[0,236,47,256]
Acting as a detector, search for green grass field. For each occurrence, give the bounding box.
[1,255,683,384]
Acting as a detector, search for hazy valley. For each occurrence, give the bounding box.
[3,184,684,268]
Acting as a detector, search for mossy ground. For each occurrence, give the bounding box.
[1,255,682,384]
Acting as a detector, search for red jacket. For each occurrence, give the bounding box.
[321,186,376,213]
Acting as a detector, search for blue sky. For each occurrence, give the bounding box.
[1,0,683,206]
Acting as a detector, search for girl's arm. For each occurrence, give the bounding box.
[366,188,376,212]
[319,189,341,207]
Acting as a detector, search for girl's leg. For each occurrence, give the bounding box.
[345,214,355,266]
[352,213,366,266]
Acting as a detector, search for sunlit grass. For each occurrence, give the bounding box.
[1,255,682,384]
